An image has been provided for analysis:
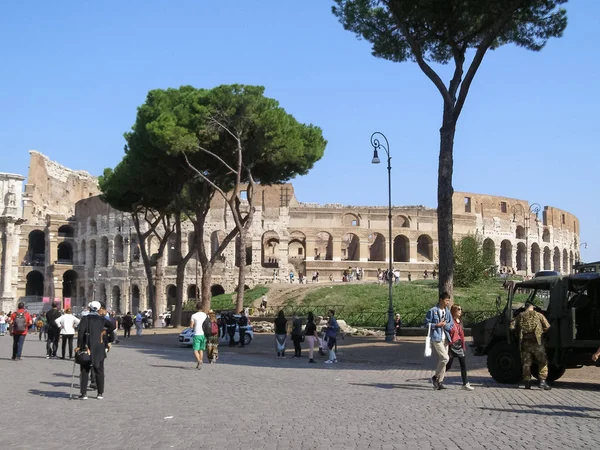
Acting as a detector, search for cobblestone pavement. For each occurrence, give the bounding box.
[2,332,600,450]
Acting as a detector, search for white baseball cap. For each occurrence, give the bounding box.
[90,301,101,311]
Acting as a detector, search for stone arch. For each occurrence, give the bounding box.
[26,270,44,296]
[531,243,541,273]
[315,231,333,261]
[417,234,433,262]
[62,270,78,298]
[288,231,306,260]
[58,224,75,237]
[112,285,122,313]
[166,284,176,310]
[100,236,109,267]
[342,213,360,227]
[515,226,526,240]
[542,229,550,243]
[342,233,360,261]
[211,284,225,296]
[80,240,86,265]
[167,234,179,266]
[114,235,124,263]
[89,218,97,235]
[393,235,410,262]
[553,247,561,272]
[27,230,46,265]
[89,239,96,268]
[500,240,512,267]
[187,284,199,300]
[394,215,410,228]
[131,285,140,312]
[130,237,140,263]
[369,233,385,262]
[57,241,73,264]
[210,230,226,259]
[262,231,280,266]
[482,238,496,265]
[563,249,568,273]
[543,246,551,270]
[516,242,526,271]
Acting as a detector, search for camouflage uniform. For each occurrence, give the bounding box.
[510,309,551,381]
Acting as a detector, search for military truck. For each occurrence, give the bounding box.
[471,273,600,384]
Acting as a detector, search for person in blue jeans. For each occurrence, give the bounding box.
[425,292,454,390]
[324,309,339,364]
[10,303,32,360]
[135,311,143,336]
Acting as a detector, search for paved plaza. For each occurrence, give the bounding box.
[2,332,600,450]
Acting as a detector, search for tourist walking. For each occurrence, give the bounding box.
[425,292,454,390]
[121,312,133,339]
[206,310,219,364]
[304,312,320,363]
[324,309,339,364]
[135,311,143,336]
[38,312,48,341]
[291,313,303,358]
[394,313,402,341]
[55,307,80,359]
[274,310,288,358]
[190,302,207,370]
[76,301,115,400]
[45,302,62,358]
[0,311,7,336]
[238,310,249,347]
[445,305,474,391]
[510,299,552,390]
[9,302,32,360]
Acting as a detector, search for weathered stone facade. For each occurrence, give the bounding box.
[0,152,582,314]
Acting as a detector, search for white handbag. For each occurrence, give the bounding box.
[424,323,432,357]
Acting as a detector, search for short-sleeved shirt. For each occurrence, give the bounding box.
[304,321,316,336]
[191,311,207,336]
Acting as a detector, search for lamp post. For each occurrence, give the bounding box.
[511,202,541,277]
[370,132,395,343]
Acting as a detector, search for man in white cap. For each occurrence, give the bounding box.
[76,301,115,400]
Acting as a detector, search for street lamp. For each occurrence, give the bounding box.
[511,202,541,277]
[370,132,395,343]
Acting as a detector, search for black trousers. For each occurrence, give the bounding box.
[292,336,302,356]
[61,335,74,358]
[239,328,246,347]
[46,328,60,356]
[81,361,105,395]
[446,355,468,385]
[123,326,131,338]
[228,328,236,346]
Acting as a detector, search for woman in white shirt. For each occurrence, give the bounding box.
[55,308,80,359]
[0,311,7,336]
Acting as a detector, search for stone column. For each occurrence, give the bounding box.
[332,237,342,262]
[305,236,315,261]
[48,230,57,266]
[1,222,15,298]
[495,245,501,269]
[359,240,369,263]
[108,239,114,267]
[409,242,418,263]
[511,242,517,270]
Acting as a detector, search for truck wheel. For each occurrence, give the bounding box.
[487,342,522,384]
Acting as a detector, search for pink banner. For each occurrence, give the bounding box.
[64,298,71,309]
[42,297,50,303]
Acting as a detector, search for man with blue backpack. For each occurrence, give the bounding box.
[324,309,340,364]
[9,302,32,360]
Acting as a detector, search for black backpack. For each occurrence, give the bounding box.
[202,316,213,336]
[13,312,27,333]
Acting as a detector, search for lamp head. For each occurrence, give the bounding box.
[371,149,381,164]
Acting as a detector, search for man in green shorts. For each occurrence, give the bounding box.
[190,302,207,370]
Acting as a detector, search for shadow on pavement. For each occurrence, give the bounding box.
[349,382,432,391]
[478,406,600,419]
[29,389,71,399]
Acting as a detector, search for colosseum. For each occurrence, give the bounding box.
[0,151,582,314]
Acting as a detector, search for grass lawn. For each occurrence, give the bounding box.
[210,285,270,311]
[295,279,507,327]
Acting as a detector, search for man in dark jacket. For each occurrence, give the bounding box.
[45,302,62,358]
[76,301,115,400]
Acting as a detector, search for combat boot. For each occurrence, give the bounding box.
[539,380,552,390]
[524,379,531,390]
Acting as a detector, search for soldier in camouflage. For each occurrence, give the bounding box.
[510,300,552,390]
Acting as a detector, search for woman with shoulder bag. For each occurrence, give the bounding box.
[274,310,288,358]
[303,312,321,364]
[446,304,474,391]
[290,314,303,358]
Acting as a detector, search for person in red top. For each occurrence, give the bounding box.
[445,304,474,391]
[10,302,33,360]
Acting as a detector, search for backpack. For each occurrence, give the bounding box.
[210,321,219,336]
[202,316,212,336]
[13,312,27,333]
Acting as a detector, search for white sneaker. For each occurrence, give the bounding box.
[324,360,334,364]
[462,383,474,391]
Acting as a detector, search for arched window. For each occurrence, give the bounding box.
[393,235,409,262]
[58,225,75,237]
[57,242,73,264]
[417,235,433,261]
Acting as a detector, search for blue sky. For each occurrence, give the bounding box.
[1,1,597,261]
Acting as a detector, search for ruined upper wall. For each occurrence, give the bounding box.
[23,151,101,225]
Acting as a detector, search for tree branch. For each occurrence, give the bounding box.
[183,152,229,201]
[197,144,238,176]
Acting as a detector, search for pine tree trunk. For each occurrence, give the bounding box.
[437,116,457,297]
[200,264,212,312]
[235,230,247,313]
